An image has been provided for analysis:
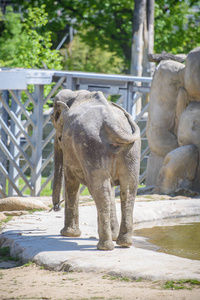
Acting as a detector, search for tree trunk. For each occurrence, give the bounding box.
[143,0,155,78]
[130,0,146,77]
[131,0,155,114]
[131,0,146,115]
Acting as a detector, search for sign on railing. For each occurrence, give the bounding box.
[0,69,151,197]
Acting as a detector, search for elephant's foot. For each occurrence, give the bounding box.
[112,228,119,241]
[60,227,81,237]
[116,234,132,247]
[97,240,114,251]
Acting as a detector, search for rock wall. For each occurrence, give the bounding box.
[146,47,200,193]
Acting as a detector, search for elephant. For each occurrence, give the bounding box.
[51,89,141,250]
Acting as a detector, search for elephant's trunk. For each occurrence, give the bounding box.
[52,134,63,211]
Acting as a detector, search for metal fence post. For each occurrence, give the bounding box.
[8,91,21,196]
[66,75,77,90]
[30,85,44,196]
[0,90,9,196]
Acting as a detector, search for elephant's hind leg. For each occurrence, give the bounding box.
[89,177,115,250]
[116,180,137,247]
[61,169,81,237]
[110,187,119,241]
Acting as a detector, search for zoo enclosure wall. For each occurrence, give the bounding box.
[0,69,152,197]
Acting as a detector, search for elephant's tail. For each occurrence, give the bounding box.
[106,102,140,145]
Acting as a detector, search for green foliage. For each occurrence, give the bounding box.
[0,6,22,66]
[154,0,200,54]
[12,0,134,68]
[61,35,125,74]
[1,1,200,72]
[0,5,62,69]
[10,0,200,72]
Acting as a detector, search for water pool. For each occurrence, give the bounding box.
[133,217,200,260]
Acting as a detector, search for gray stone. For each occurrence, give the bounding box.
[0,197,49,212]
[178,102,200,149]
[3,211,29,216]
[146,152,164,186]
[146,47,200,193]
[146,60,184,158]
[184,46,200,99]
[0,212,6,221]
[154,145,198,194]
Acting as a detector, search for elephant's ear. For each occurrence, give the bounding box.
[53,101,69,123]
[56,101,69,110]
[54,109,61,122]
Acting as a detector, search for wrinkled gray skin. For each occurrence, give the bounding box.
[51,89,141,250]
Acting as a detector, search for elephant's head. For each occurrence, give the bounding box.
[51,89,91,140]
[51,89,91,210]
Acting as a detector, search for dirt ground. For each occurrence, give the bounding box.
[0,262,200,300]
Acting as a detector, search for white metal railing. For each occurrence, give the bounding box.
[0,69,152,197]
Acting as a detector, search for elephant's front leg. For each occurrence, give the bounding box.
[61,169,81,237]
[89,178,115,250]
[116,180,137,247]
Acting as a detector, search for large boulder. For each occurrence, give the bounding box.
[184,47,200,100]
[146,152,164,187]
[146,47,200,191]
[146,60,185,186]
[0,197,49,212]
[146,60,185,159]
[178,101,200,149]
[154,145,198,194]
[177,101,200,192]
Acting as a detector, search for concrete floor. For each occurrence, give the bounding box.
[1,197,200,281]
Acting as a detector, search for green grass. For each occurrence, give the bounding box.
[6,178,53,197]
[0,216,13,230]
[164,279,200,290]
[138,184,145,189]
[22,261,34,267]
[0,246,19,262]
[102,274,133,282]
[8,178,89,197]
[7,178,145,197]
[27,209,46,214]
[18,177,53,196]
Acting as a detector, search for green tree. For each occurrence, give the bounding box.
[4,0,200,71]
[0,5,62,69]
[0,6,22,66]
[61,35,125,74]
[154,0,200,54]
[11,0,134,70]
